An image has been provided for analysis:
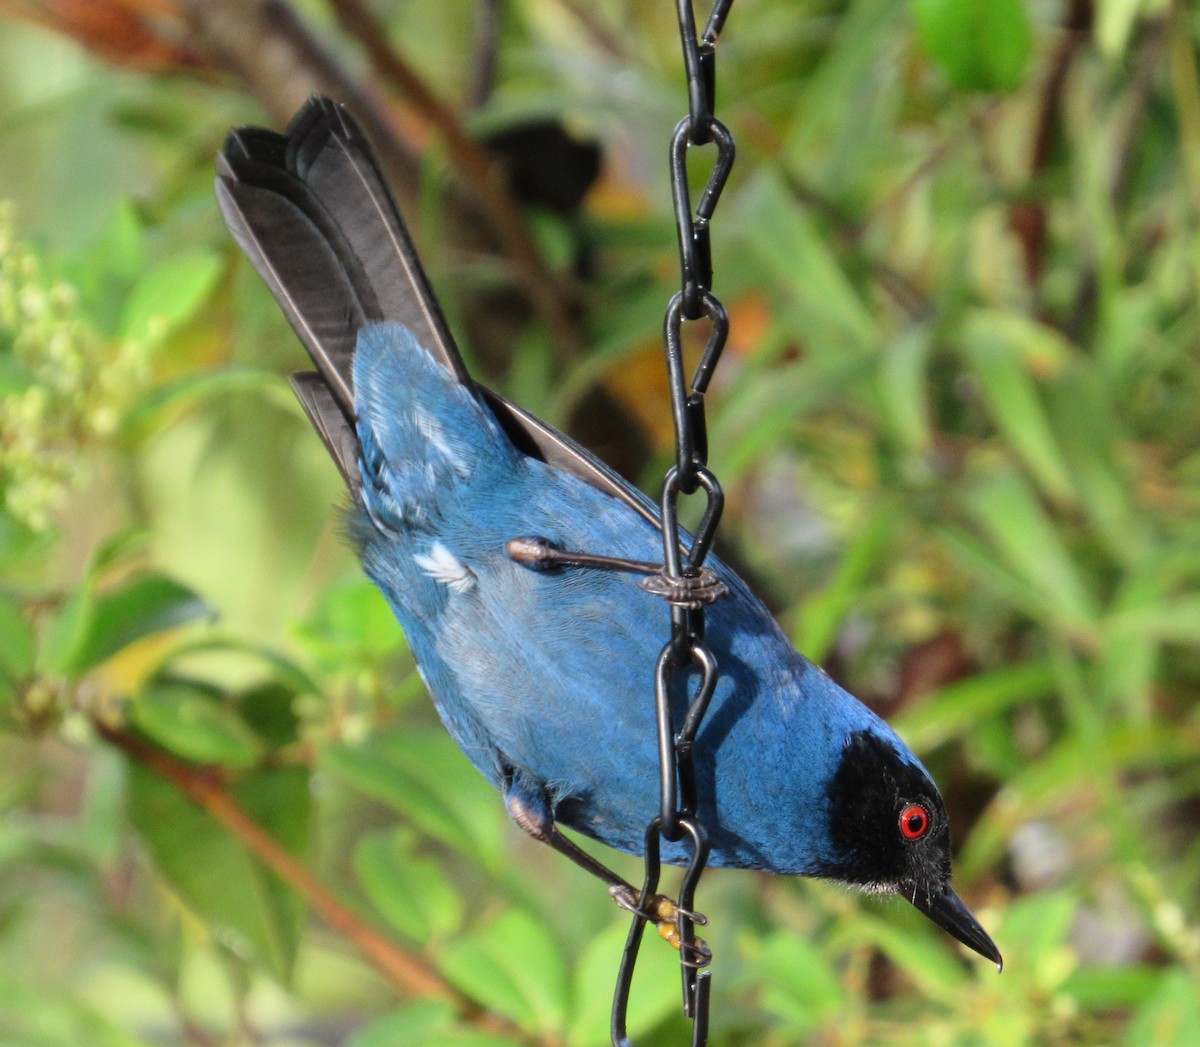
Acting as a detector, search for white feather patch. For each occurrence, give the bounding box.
[414,542,476,593]
[413,407,468,477]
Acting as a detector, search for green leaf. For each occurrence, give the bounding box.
[1097,569,1173,719]
[913,0,1033,92]
[118,249,221,343]
[934,522,1060,623]
[440,909,568,1035]
[830,901,972,1002]
[343,1002,458,1047]
[748,930,843,1031]
[896,659,1056,750]
[422,1034,524,1047]
[1096,0,1148,59]
[0,353,36,395]
[294,574,405,670]
[93,575,215,671]
[961,311,1077,504]
[1106,595,1200,644]
[50,574,214,678]
[238,680,301,748]
[0,507,54,568]
[354,829,463,944]
[0,594,34,684]
[989,891,1077,994]
[126,762,310,981]
[794,505,894,662]
[70,199,145,335]
[0,976,149,1047]
[122,367,294,435]
[876,325,933,453]
[1062,964,1163,1010]
[567,920,683,1047]
[738,169,878,353]
[1046,366,1141,561]
[159,636,320,698]
[1130,963,1194,1041]
[129,680,264,768]
[40,586,95,676]
[88,525,152,576]
[323,728,506,871]
[965,471,1099,636]
[716,349,877,481]
[955,721,1194,879]
[94,199,145,280]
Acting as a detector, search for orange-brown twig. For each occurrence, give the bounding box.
[326,0,583,358]
[94,723,552,1045]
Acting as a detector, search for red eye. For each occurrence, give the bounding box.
[899,803,930,840]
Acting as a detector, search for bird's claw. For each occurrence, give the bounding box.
[608,886,712,966]
[656,920,713,967]
[608,885,707,925]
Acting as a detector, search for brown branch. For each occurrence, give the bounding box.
[94,723,545,1046]
[176,0,423,198]
[1110,18,1165,212]
[0,0,214,74]
[1168,0,1200,217]
[23,0,587,369]
[469,0,501,110]
[549,0,627,60]
[1008,0,1093,290]
[326,0,584,358]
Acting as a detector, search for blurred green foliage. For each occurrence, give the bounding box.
[2,1,1199,1045]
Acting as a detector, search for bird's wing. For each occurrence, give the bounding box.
[216,95,660,528]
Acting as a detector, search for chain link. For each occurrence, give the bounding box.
[611,4,735,1045]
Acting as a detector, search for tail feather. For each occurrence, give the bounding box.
[217,96,662,530]
[282,101,469,383]
[215,96,467,425]
[217,183,360,409]
[288,373,359,486]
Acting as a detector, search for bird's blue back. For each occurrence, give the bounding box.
[352,322,925,874]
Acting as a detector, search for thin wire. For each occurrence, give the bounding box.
[610,3,736,1044]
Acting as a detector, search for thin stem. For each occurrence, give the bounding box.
[326,0,583,358]
[1168,0,1200,217]
[1008,0,1093,291]
[178,0,424,195]
[736,113,932,319]
[94,723,550,1046]
[549,0,627,59]
[469,0,502,109]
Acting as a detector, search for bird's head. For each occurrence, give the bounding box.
[822,729,1002,969]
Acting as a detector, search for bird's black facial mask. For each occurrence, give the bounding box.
[824,730,1002,968]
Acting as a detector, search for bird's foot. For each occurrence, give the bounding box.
[608,886,712,967]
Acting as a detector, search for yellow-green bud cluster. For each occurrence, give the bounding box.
[0,202,151,530]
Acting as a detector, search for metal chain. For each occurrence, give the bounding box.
[611,4,735,1046]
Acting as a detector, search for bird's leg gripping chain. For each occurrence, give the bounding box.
[505,791,711,965]
[610,886,712,968]
[506,537,728,610]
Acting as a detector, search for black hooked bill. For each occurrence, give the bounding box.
[908,884,1003,971]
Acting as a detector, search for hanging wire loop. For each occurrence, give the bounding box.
[664,294,729,491]
[671,120,736,320]
[660,466,724,578]
[655,641,719,837]
[611,4,735,1045]
[675,0,735,143]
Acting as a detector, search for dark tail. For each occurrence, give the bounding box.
[215,96,467,486]
[217,97,660,528]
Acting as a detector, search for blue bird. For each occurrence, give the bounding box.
[216,97,1001,968]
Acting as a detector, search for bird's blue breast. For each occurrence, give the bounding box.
[349,323,923,875]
